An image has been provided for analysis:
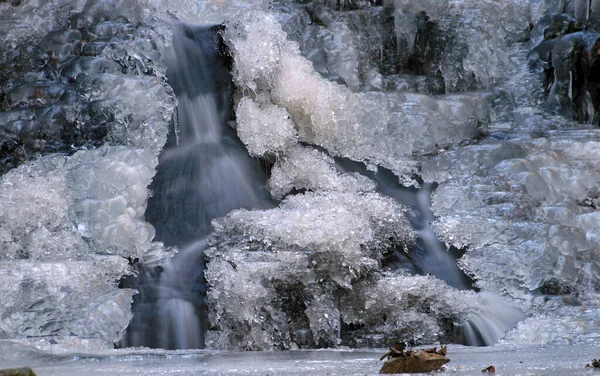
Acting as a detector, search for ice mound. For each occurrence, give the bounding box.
[0,154,85,261]
[341,272,482,345]
[224,10,490,178]
[0,144,159,261]
[502,304,600,346]
[423,130,600,314]
[268,145,376,200]
[0,259,133,342]
[67,145,157,257]
[204,191,416,349]
[235,97,297,157]
[0,147,169,343]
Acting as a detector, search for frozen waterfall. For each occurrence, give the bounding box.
[2,0,600,360]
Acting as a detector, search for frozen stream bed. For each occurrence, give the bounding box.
[2,343,600,375]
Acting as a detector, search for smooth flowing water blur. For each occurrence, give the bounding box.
[119,24,273,349]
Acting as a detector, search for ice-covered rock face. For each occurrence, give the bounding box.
[0,0,176,346]
[0,0,175,173]
[279,0,529,92]
[205,191,421,349]
[224,9,490,181]
[424,132,600,313]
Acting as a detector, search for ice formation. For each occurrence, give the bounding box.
[3,0,600,355]
[425,133,600,305]
[204,191,419,349]
[268,145,376,200]
[224,9,491,180]
[0,0,175,345]
[0,153,139,342]
[235,97,298,158]
[68,146,158,256]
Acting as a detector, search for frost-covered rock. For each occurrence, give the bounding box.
[225,10,490,179]
[205,191,416,349]
[341,273,482,345]
[423,131,600,313]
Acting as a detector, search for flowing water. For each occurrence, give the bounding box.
[119,23,273,350]
[2,0,600,373]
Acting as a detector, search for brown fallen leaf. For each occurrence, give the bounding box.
[482,365,495,373]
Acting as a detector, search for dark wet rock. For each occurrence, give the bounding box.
[529,13,583,51]
[564,0,600,22]
[537,277,575,295]
[405,11,435,74]
[528,30,600,124]
[0,368,36,376]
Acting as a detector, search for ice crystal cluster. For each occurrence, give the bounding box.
[203,192,488,349]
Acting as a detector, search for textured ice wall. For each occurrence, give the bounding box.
[341,272,482,345]
[423,131,600,327]
[68,146,157,256]
[0,149,153,342]
[224,10,489,180]
[0,145,173,344]
[0,0,176,345]
[388,0,529,90]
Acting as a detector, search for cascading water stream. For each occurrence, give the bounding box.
[332,156,472,289]
[333,157,525,345]
[119,24,272,349]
